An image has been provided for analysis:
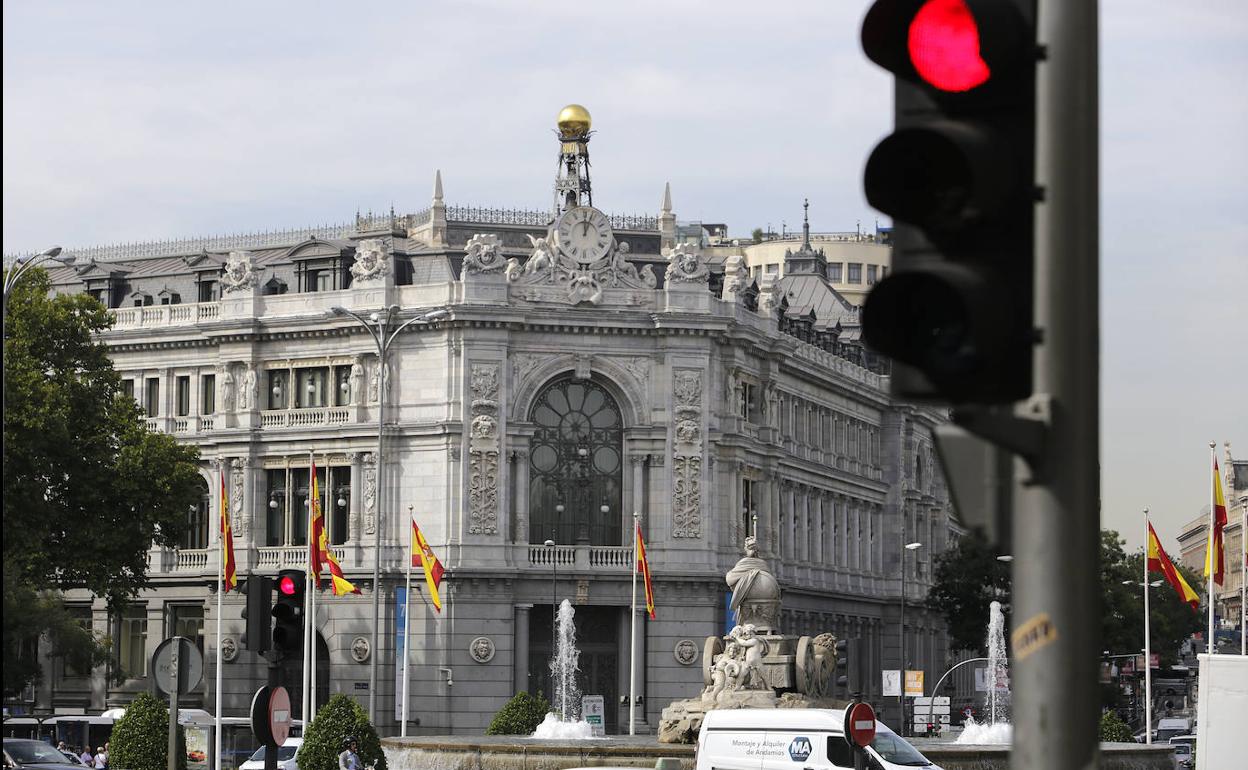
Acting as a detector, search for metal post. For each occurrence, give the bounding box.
[899,538,905,735]
[167,644,181,770]
[1143,510,1152,745]
[1012,1,1099,767]
[263,655,279,770]
[368,314,386,725]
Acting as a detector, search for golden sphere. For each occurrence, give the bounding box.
[556,104,592,137]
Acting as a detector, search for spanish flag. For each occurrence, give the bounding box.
[220,474,237,592]
[1205,458,1228,586]
[411,518,444,612]
[636,521,655,619]
[1147,522,1200,611]
[310,460,360,596]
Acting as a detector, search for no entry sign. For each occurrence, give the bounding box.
[844,701,877,748]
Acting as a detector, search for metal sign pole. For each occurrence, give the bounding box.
[167,642,181,770]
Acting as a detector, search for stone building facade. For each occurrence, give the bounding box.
[15,113,956,735]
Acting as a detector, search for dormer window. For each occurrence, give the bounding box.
[197,278,218,303]
[263,277,288,296]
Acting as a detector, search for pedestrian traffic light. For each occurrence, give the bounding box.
[240,574,272,653]
[860,0,1038,404]
[271,569,305,657]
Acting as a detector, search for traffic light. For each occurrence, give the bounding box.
[240,574,272,653]
[271,569,305,657]
[860,0,1038,404]
[834,638,851,692]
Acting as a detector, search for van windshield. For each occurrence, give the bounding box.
[246,746,297,762]
[870,731,930,766]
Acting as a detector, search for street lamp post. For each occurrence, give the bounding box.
[328,304,447,726]
[544,538,556,704]
[899,540,922,736]
[1123,576,1163,743]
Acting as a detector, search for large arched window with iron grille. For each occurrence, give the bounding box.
[528,377,624,546]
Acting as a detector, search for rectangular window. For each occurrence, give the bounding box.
[741,479,755,539]
[268,370,289,410]
[88,288,105,304]
[266,466,349,546]
[145,378,160,417]
[122,379,135,403]
[265,469,287,547]
[63,607,94,678]
[829,262,843,282]
[198,280,218,303]
[167,605,204,653]
[117,605,148,679]
[765,263,779,275]
[739,382,754,420]
[182,491,209,550]
[847,263,863,284]
[316,272,333,292]
[330,467,351,545]
[867,265,878,285]
[295,367,328,409]
[334,366,352,407]
[201,375,216,415]
[175,376,191,416]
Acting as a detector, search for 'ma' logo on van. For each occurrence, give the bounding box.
[787,736,812,762]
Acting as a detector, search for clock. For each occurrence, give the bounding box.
[556,206,613,263]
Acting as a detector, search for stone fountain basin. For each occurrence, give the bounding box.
[382,735,1174,770]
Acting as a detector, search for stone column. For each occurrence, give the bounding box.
[813,492,825,566]
[514,604,532,695]
[515,449,530,544]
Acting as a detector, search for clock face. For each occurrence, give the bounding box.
[556,206,613,263]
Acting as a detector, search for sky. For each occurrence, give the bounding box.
[3,1,1245,552]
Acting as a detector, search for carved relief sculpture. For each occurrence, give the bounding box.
[350,238,392,282]
[230,458,248,538]
[220,251,259,293]
[467,363,501,535]
[219,366,235,413]
[239,365,257,411]
[672,369,704,538]
[512,223,655,305]
[664,243,709,284]
[462,233,506,274]
[363,453,377,535]
[349,361,363,406]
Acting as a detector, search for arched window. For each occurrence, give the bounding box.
[528,377,624,546]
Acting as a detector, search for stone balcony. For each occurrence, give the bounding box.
[523,543,633,571]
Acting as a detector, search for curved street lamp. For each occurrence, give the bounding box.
[327,304,448,725]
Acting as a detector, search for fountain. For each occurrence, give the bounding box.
[955,600,1012,745]
[532,599,595,739]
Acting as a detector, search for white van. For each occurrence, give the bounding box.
[696,708,943,770]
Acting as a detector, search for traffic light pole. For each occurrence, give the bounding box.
[264,652,280,770]
[1009,1,1100,769]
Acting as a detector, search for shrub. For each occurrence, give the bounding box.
[1098,710,1135,743]
[109,692,187,770]
[299,694,385,770]
[485,691,551,736]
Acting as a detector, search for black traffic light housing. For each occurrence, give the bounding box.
[240,573,273,653]
[271,569,305,657]
[861,0,1038,404]
[834,638,851,692]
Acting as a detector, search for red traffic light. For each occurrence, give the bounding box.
[279,575,297,595]
[908,0,990,92]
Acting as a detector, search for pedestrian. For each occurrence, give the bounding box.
[57,742,68,753]
[337,737,359,770]
[94,747,106,769]
[79,747,93,766]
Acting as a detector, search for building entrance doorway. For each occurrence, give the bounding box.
[528,604,620,734]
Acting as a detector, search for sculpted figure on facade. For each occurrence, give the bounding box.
[664,243,709,284]
[462,233,506,274]
[221,251,259,293]
[230,458,248,538]
[504,257,522,282]
[363,453,377,535]
[239,365,257,411]
[349,362,363,406]
[350,238,391,282]
[671,369,704,538]
[523,234,555,277]
[467,363,501,535]
[219,367,235,413]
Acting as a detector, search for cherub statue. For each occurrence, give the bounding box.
[703,641,743,704]
[732,624,769,690]
[523,234,555,275]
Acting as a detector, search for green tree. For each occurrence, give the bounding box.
[1098,709,1135,743]
[109,692,187,770]
[300,694,386,770]
[2,269,202,696]
[1101,530,1202,665]
[927,532,1012,651]
[751,228,764,244]
[485,691,552,735]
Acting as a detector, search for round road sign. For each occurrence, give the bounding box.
[268,686,292,746]
[845,701,877,747]
[152,636,203,696]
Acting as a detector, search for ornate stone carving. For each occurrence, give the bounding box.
[221,251,259,293]
[726,536,781,633]
[504,258,522,282]
[368,359,391,404]
[350,636,371,663]
[350,238,391,282]
[674,639,699,666]
[511,353,547,390]
[469,637,496,663]
[462,233,506,274]
[613,356,651,390]
[239,365,257,411]
[722,254,749,301]
[230,458,247,538]
[664,243,709,284]
[219,365,235,413]
[219,636,239,663]
[468,363,501,535]
[672,369,704,538]
[513,228,655,305]
[363,453,377,535]
[349,360,364,406]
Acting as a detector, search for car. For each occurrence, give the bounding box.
[1170,742,1193,770]
[3,739,92,770]
[56,754,82,766]
[238,738,301,770]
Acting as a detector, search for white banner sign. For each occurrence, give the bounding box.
[882,670,901,697]
[581,695,605,738]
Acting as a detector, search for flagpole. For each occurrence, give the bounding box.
[401,507,414,737]
[1208,442,1216,655]
[629,514,639,737]
[1143,508,1152,744]
[312,453,328,720]
[1241,488,1246,656]
[215,465,225,770]
[303,454,312,728]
